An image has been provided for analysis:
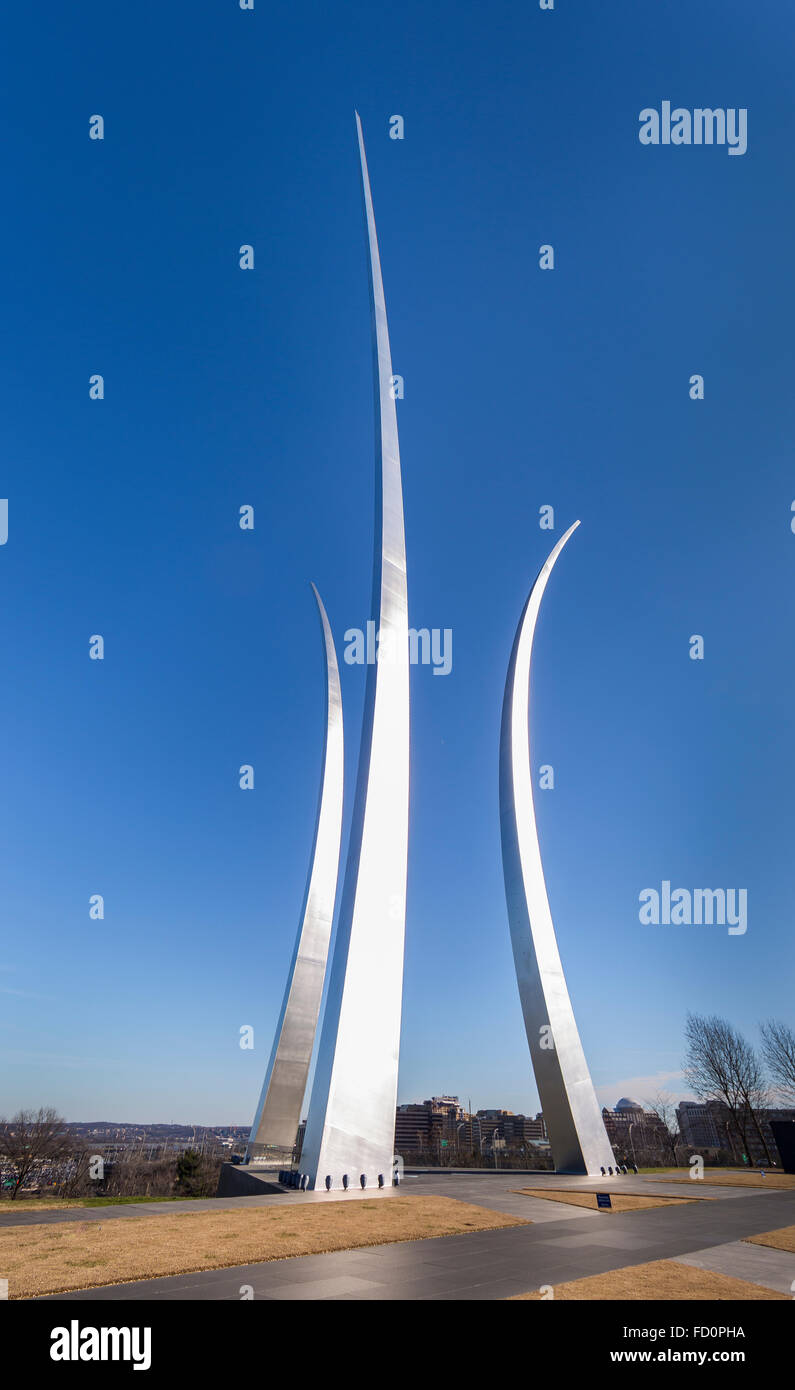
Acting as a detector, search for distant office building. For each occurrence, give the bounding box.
[395,1099,547,1155]
[477,1110,547,1146]
[675,1101,795,1166]
[695,1102,795,1166]
[677,1102,722,1151]
[395,1097,466,1154]
[601,1098,670,1162]
[395,1104,432,1152]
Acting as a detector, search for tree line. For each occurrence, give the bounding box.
[680,1013,795,1163]
[0,1108,222,1200]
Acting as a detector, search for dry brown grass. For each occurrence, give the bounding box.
[0,1199,90,1212]
[0,1194,527,1299]
[651,1171,795,1190]
[745,1225,795,1253]
[0,1198,129,1213]
[514,1189,696,1213]
[509,1260,788,1300]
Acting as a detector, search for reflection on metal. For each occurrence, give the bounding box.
[301,114,410,1190]
[499,523,615,1175]
[246,584,344,1160]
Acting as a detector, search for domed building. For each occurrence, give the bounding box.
[601,1098,670,1164]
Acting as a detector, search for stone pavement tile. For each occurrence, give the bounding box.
[261,1274,384,1300]
[326,1267,540,1301]
[462,1195,604,1223]
[309,1268,509,1301]
[352,1229,535,1267]
[241,1257,368,1285]
[281,1249,536,1301]
[319,1248,445,1272]
[375,1245,530,1278]
[43,1253,375,1301]
[423,1275,544,1302]
[44,1277,197,1301]
[535,1230,652,1250]
[676,1239,795,1295]
[288,1247,397,1271]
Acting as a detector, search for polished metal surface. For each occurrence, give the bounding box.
[246,584,344,1158]
[301,114,410,1190]
[500,524,615,1175]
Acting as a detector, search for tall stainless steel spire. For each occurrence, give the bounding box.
[500,524,615,1175]
[247,584,344,1159]
[300,114,410,1190]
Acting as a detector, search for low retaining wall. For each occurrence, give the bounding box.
[216,1163,285,1198]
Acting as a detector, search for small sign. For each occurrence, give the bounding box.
[596,1192,612,1210]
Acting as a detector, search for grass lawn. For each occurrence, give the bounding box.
[509,1260,787,1300]
[0,1194,528,1299]
[745,1225,795,1253]
[515,1189,697,1213]
[0,1195,199,1212]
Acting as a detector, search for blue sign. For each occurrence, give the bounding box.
[596,1192,612,1209]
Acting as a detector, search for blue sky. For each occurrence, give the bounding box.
[1,1,793,1124]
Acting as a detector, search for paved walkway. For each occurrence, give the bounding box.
[34,1175,795,1302]
[677,1239,795,1295]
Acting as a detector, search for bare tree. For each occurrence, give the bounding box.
[56,1146,94,1199]
[645,1092,681,1166]
[683,1014,772,1164]
[0,1108,74,1199]
[761,1020,795,1105]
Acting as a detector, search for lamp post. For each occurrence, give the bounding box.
[627,1123,638,1166]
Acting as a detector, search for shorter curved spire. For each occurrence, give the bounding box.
[247,584,344,1156]
[499,524,615,1175]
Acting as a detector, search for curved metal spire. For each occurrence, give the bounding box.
[301,113,410,1189]
[499,523,615,1174]
[247,583,344,1157]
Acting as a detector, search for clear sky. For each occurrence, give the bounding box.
[1,1,793,1125]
